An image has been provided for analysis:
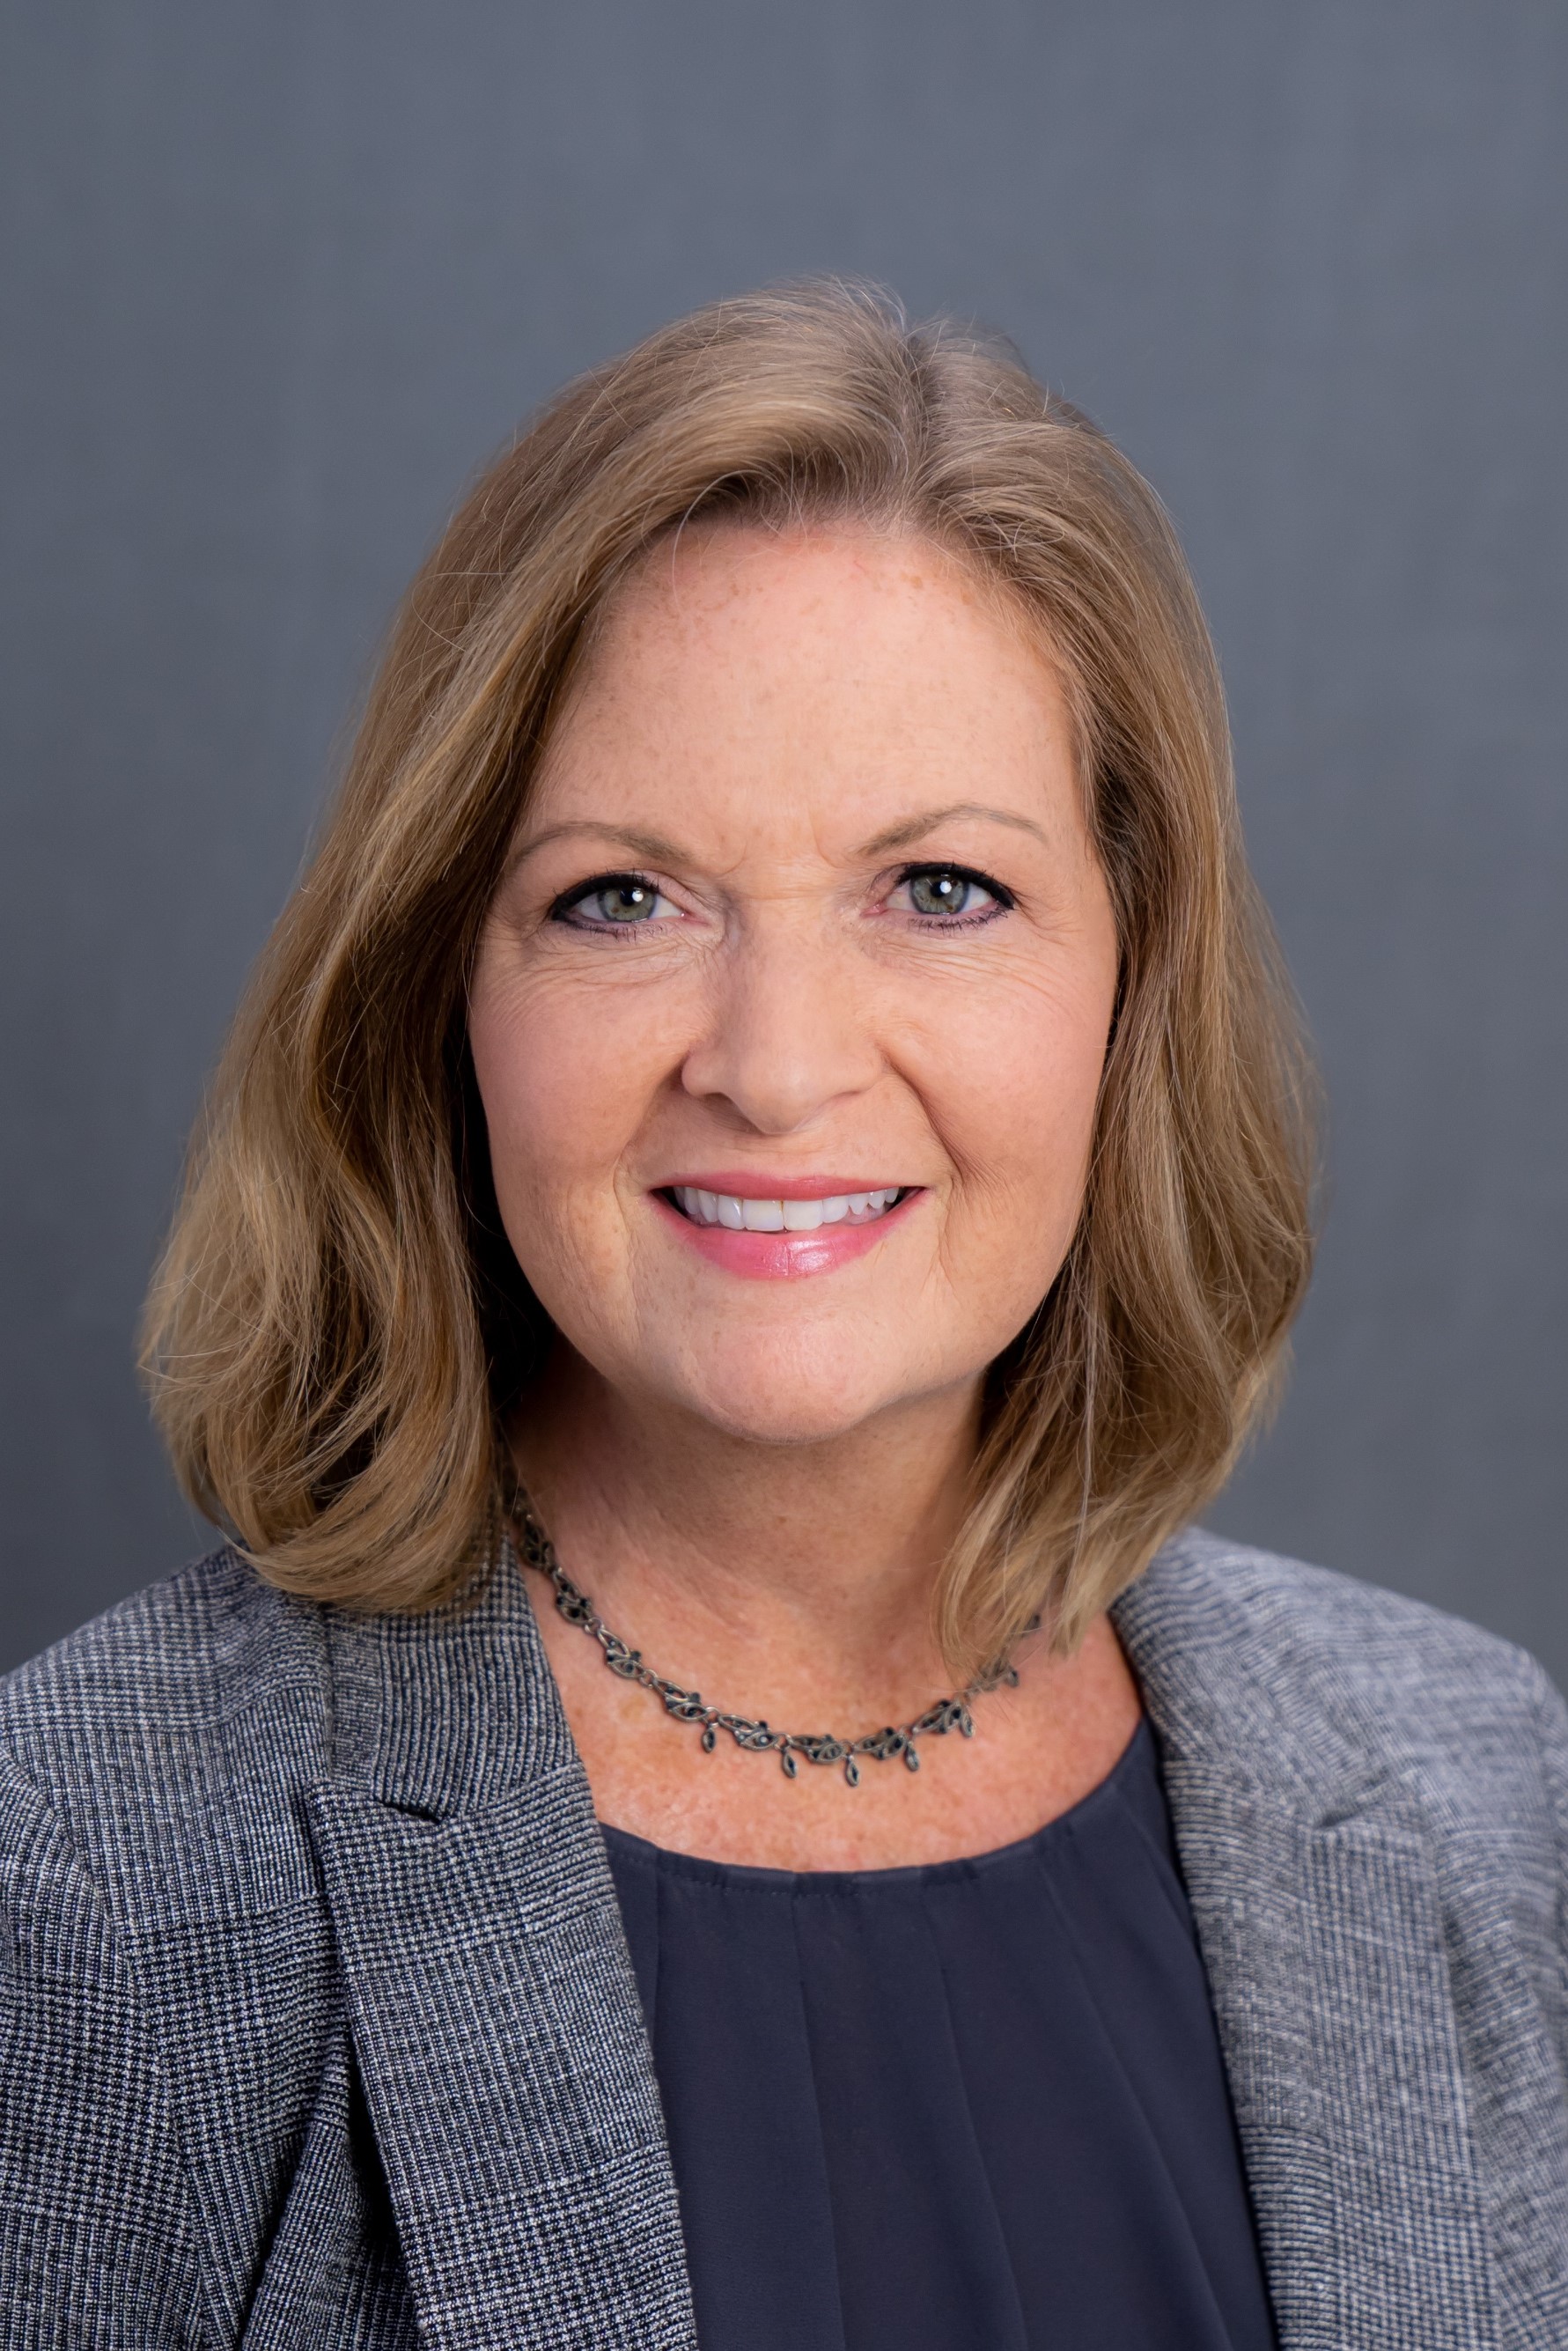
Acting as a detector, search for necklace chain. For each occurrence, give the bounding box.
[512,1504,1033,1787]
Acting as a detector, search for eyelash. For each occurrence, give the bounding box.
[547,862,1017,937]
[548,873,680,938]
[889,862,1015,929]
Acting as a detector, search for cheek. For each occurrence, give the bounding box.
[467,1035,624,1352]
[912,971,1113,1260]
[467,957,688,1281]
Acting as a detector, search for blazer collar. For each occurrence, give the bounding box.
[1114,1533,1502,2351]
[306,1542,698,2350]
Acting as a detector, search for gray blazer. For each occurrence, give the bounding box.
[2,1527,1565,2349]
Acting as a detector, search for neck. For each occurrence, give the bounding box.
[509,1345,983,1709]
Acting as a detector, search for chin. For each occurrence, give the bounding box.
[659,1329,941,1448]
[682,1388,880,1448]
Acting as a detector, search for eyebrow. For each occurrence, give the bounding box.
[504,820,688,873]
[508,802,1050,873]
[855,801,1051,856]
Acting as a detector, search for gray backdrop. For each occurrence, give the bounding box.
[4,1,1565,1681]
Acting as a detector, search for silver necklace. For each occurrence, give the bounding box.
[513,1505,1034,1787]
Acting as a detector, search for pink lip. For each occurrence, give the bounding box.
[651,1187,922,1280]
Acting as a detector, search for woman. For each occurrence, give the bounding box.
[2,284,1564,2351]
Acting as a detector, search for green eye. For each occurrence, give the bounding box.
[896,865,1010,921]
[551,873,678,929]
[592,881,658,922]
[910,871,975,916]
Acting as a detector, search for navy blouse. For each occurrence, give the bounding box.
[603,1719,1277,2351]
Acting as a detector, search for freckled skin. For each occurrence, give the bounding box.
[467,524,1141,1869]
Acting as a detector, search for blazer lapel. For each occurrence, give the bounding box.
[1115,1542,1502,2351]
[304,1548,696,2351]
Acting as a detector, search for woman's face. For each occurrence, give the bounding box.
[468,525,1119,1446]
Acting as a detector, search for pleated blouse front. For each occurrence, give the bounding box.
[602,1719,1277,2351]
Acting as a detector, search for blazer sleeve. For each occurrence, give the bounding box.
[1528,1659,1568,2068]
[0,1749,208,2348]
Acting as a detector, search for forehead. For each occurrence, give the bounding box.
[586,519,1050,692]
[528,522,1082,842]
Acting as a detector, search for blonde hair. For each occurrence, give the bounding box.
[142,281,1315,1671]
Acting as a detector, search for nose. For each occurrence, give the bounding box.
[678,918,885,1135]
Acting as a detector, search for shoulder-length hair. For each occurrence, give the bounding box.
[143,281,1315,1673]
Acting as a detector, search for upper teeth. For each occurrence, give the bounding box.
[673,1187,904,1232]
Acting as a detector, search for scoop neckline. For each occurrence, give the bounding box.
[598,1714,1152,1892]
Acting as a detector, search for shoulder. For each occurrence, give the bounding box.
[0,1555,342,2322]
[0,1547,331,1916]
[1116,1526,1565,1813]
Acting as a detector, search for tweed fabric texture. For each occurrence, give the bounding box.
[1,1528,1566,2347]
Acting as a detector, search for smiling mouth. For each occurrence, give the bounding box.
[665,1185,912,1233]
